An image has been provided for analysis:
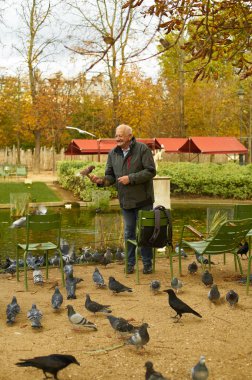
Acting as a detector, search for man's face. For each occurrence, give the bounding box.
[115,128,132,149]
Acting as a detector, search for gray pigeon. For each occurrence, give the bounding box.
[145,361,169,380]
[126,322,150,349]
[65,273,77,299]
[226,290,239,307]
[175,243,188,258]
[6,296,21,325]
[64,264,73,276]
[208,284,220,303]
[85,294,112,314]
[201,270,213,287]
[27,304,43,328]
[66,305,97,331]
[188,261,198,274]
[51,286,64,310]
[115,247,125,262]
[107,315,136,336]
[33,267,44,285]
[171,277,183,293]
[104,247,113,261]
[150,280,161,295]
[10,216,26,229]
[191,355,209,380]
[92,267,106,288]
[108,276,133,294]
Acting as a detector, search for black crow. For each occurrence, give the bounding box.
[108,276,132,294]
[237,241,249,259]
[163,289,202,321]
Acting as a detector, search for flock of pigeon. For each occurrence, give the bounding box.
[2,216,246,379]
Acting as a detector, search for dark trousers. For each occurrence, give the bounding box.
[122,204,153,267]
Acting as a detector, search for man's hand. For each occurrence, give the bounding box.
[89,174,104,185]
[118,176,130,185]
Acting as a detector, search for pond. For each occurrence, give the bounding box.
[0,203,235,260]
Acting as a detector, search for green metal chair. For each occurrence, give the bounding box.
[16,165,28,178]
[178,219,252,289]
[16,213,65,290]
[125,209,173,284]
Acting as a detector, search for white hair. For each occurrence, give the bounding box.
[116,124,132,135]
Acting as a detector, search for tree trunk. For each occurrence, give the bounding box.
[33,130,41,173]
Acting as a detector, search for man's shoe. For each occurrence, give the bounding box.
[126,265,134,274]
[143,265,153,274]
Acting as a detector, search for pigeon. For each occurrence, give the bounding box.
[49,253,61,267]
[6,296,21,325]
[92,250,104,263]
[64,264,73,276]
[226,290,239,307]
[150,280,161,295]
[51,287,64,310]
[66,305,97,331]
[195,252,214,265]
[33,267,44,285]
[104,247,113,261]
[16,354,80,379]
[4,263,16,276]
[85,294,112,314]
[79,247,93,263]
[92,267,106,288]
[188,261,198,274]
[27,304,43,328]
[115,247,125,262]
[201,270,213,287]
[108,276,133,294]
[163,289,202,321]
[65,273,79,299]
[191,355,209,380]
[10,216,26,229]
[171,277,183,293]
[237,241,249,259]
[145,361,169,380]
[126,322,150,349]
[98,254,112,268]
[107,315,135,336]
[208,284,220,303]
[175,243,188,258]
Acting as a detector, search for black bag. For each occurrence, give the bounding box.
[137,205,173,248]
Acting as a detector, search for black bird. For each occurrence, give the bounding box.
[226,289,239,307]
[145,361,169,380]
[107,315,135,336]
[85,294,112,314]
[188,261,198,274]
[16,354,80,380]
[126,322,150,349]
[237,241,249,259]
[108,276,133,294]
[163,289,202,322]
[201,270,213,287]
[51,287,63,310]
[92,267,106,288]
[208,284,220,303]
[6,296,21,325]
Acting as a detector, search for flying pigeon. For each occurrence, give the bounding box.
[163,289,202,322]
[188,261,198,274]
[208,284,220,303]
[126,323,150,349]
[66,305,97,331]
[201,270,213,287]
[92,267,106,288]
[27,304,43,328]
[171,277,183,293]
[51,287,64,310]
[191,355,209,380]
[6,296,21,325]
[108,276,133,294]
[85,294,112,314]
[150,280,161,295]
[226,290,239,307]
[145,361,169,380]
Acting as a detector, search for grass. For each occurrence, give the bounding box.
[0,182,61,203]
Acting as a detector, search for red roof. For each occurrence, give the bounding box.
[157,138,188,152]
[179,137,247,154]
[65,138,161,155]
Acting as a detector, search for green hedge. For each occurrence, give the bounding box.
[57,161,252,201]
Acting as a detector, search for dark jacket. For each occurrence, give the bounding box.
[104,137,156,209]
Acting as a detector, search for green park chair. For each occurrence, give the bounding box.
[125,208,173,284]
[16,165,28,178]
[16,213,65,290]
[178,218,252,293]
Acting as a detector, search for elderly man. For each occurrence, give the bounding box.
[89,124,156,274]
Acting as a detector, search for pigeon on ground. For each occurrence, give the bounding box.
[163,289,202,322]
[51,287,63,310]
[98,254,112,268]
[126,323,150,349]
[150,280,161,295]
[4,263,16,276]
[104,247,113,261]
[115,247,125,262]
[226,290,239,307]
[6,296,21,325]
[92,250,104,263]
[208,284,220,303]
[108,276,133,294]
[171,277,183,293]
[27,304,43,328]
[188,261,198,274]
[238,274,252,284]
[85,294,112,314]
[33,267,44,285]
[64,264,73,276]
[107,315,135,336]
[92,267,106,288]
[145,361,169,380]
[16,354,80,379]
[49,253,61,267]
[195,252,214,265]
[175,243,188,258]
[201,270,213,287]
[66,305,97,331]
[237,241,249,259]
[65,272,83,299]
[191,355,209,380]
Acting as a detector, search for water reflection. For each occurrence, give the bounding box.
[0,204,233,259]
